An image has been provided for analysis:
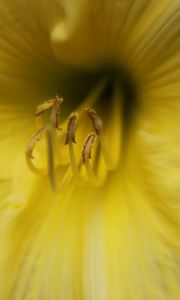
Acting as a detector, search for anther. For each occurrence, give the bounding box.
[65,113,77,145]
[50,95,63,130]
[65,113,83,184]
[85,107,112,169]
[35,95,63,118]
[82,133,96,163]
[85,107,103,135]
[82,133,102,186]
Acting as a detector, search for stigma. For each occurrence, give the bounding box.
[26,97,111,191]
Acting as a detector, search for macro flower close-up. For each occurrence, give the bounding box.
[0,0,180,299]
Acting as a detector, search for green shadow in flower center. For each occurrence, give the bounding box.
[52,64,139,128]
[84,64,139,138]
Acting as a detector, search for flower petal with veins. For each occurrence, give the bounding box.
[0,1,180,300]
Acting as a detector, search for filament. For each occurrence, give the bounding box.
[99,132,112,169]
[25,127,45,175]
[84,158,102,186]
[36,115,44,129]
[65,113,84,185]
[46,125,57,191]
[69,141,84,184]
[26,156,43,175]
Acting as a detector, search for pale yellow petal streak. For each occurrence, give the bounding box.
[0,104,33,179]
[104,166,180,299]
[128,1,180,79]
[0,179,91,300]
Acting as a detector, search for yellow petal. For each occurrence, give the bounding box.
[0,150,179,300]
[0,1,179,300]
[0,102,33,178]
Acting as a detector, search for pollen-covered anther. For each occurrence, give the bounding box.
[65,113,83,184]
[85,107,112,169]
[82,133,96,163]
[82,133,102,186]
[35,95,63,117]
[65,113,77,145]
[85,107,103,135]
[34,96,63,132]
[50,95,63,130]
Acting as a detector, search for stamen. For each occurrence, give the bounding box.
[35,95,63,117]
[60,167,73,190]
[85,107,103,135]
[65,113,77,145]
[46,125,57,191]
[26,96,65,191]
[65,114,83,184]
[82,133,102,186]
[36,115,44,129]
[85,107,112,169]
[26,95,114,190]
[25,127,45,174]
[82,133,96,163]
[98,132,112,169]
[50,95,63,130]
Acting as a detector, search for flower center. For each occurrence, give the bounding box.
[25,69,137,192]
[26,92,113,191]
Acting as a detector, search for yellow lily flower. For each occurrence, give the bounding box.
[0,0,180,299]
